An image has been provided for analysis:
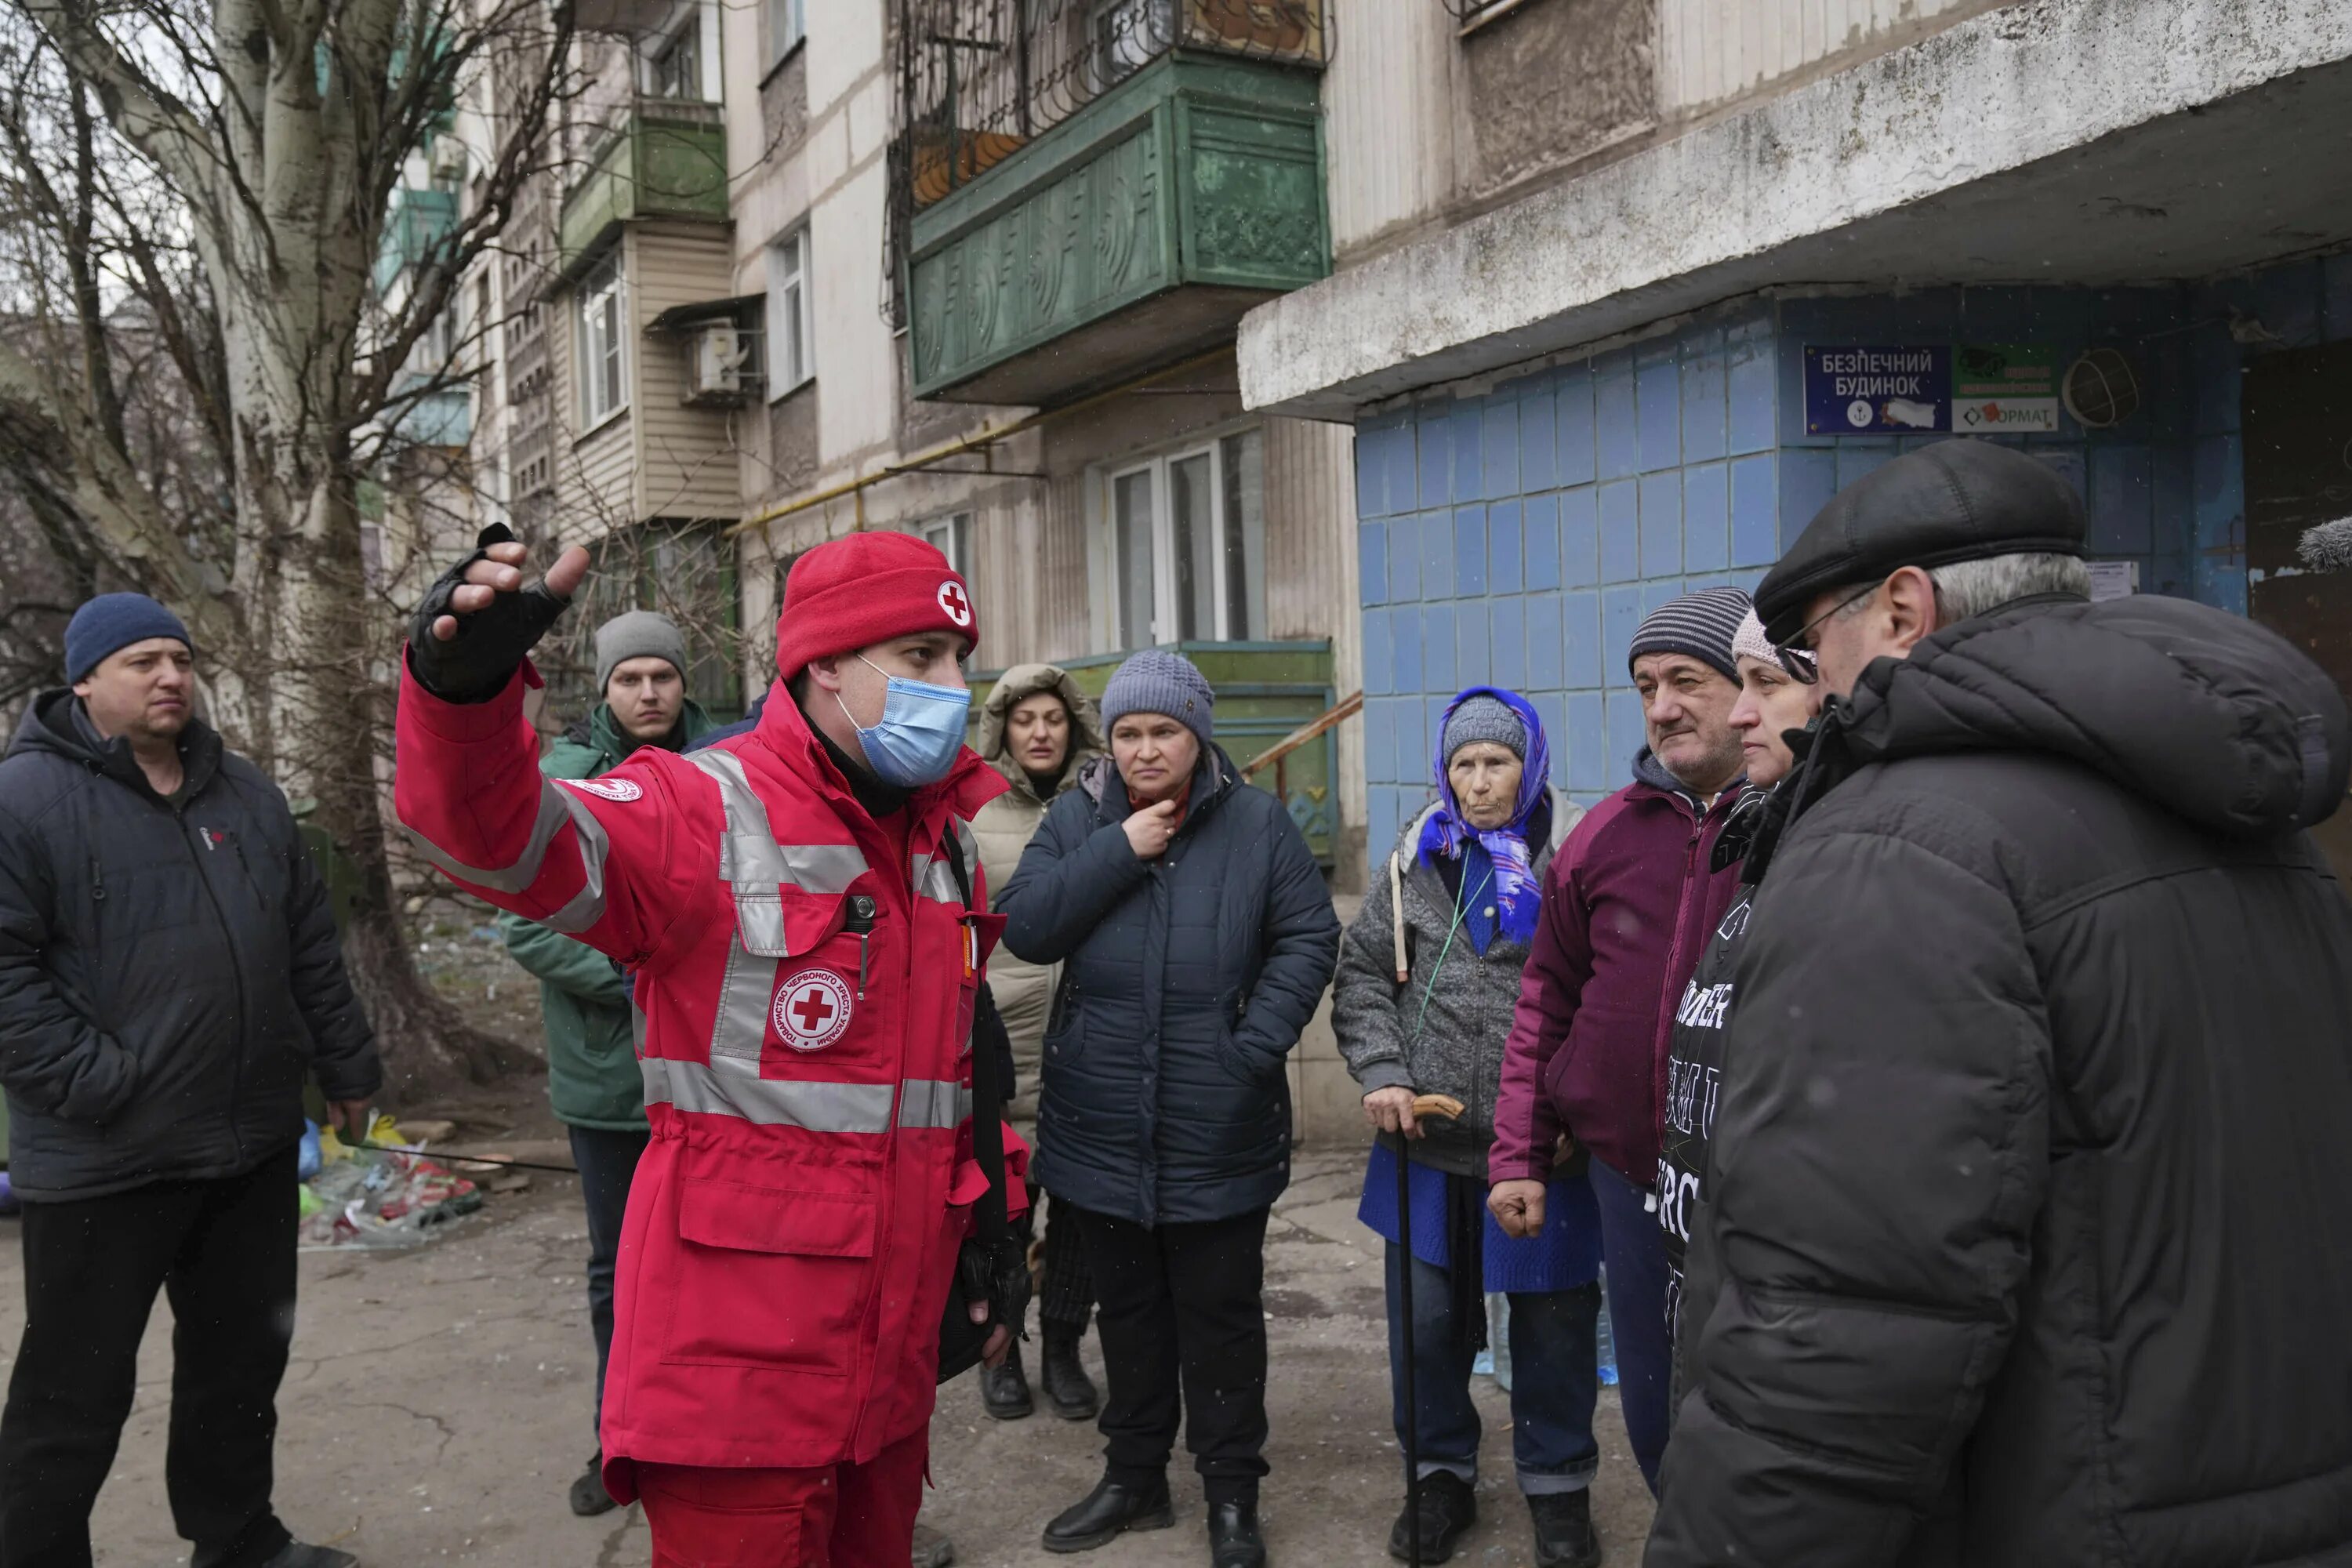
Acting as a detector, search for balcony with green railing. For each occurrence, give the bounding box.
[968,640,1340,864]
[558,98,728,269]
[894,1,1330,405]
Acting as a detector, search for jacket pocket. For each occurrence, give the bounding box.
[731,886,850,958]
[662,1178,876,1375]
[1214,1021,1284,1090]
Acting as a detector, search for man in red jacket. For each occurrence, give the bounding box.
[1486,587,1751,1501]
[393,528,1022,1566]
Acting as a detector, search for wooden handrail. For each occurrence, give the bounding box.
[1242,689,1363,777]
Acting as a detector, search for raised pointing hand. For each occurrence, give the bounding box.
[430,539,591,641]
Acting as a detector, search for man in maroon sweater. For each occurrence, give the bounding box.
[1489,587,1751,1497]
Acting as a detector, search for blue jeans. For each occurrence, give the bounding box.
[568,1123,649,1444]
[1385,1244,1602,1495]
[1589,1157,1672,1493]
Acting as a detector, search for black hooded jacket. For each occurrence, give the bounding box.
[1649,594,2352,1568]
[0,691,380,1200]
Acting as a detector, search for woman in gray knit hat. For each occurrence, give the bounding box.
[1333,686,1606,1568]
[996,648,1341,1568]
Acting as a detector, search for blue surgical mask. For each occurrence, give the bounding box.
[838,655,971,787]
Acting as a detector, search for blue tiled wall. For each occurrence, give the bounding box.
[1353,254,2352,877]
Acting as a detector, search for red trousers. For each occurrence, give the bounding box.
[637,1428,928,1567]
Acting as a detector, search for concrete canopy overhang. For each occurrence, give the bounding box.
[1239,0,2352,421]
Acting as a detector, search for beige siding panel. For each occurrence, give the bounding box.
[1261,417,1363,840]
[547,274,636,539]
[629,224,742,522]
[1036,472,1094,664]
[1324,0,1457,258]
[1657,0,1984,113]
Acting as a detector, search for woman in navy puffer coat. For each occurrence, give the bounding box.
[996,650,1339,1567]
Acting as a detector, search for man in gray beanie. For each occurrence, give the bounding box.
[593,608,695,748]
[506,605,717,1515]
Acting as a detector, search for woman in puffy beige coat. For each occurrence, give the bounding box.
[972,663,1106,1422]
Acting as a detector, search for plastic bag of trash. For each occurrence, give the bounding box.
[297,1115,481,1250]
[297,1120,323,1181]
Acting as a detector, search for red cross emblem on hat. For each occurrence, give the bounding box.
[774,969,854,1051]
[937,579,972,628]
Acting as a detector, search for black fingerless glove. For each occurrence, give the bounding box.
[936,1234,1033,1385]
[405,524,576,703]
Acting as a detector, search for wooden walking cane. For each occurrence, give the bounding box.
[1396,1093,1466,1568]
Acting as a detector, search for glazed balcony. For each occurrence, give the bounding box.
[558,98,727,267]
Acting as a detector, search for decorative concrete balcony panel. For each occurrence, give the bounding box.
[906,53,1327,405]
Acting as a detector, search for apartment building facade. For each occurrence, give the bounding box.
[718,0,1366,875]
[1243,0,2352,886]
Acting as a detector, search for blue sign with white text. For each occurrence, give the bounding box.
[1804,346,1951,434]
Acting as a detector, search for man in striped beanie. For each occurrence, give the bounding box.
[1489,586,1753,1498]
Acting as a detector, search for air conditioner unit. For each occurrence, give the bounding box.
[428,135,468,183]
[684,322,751,405]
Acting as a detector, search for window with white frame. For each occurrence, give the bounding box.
[766,227,813,397]
[577,249,628,427]
[918,512,972,577]
[1105,428,1267,649]
[649,16,702,100]
[769,0,804,65]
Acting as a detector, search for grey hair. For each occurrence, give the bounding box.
[1925,552,2092,624]
[1830,550,2090,626]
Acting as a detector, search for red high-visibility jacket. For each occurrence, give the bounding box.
[393,662,1022,1499]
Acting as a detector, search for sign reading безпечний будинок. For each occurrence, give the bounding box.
[1804,347,1951,434]
[1805,343,2062,436]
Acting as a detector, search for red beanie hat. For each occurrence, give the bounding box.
[774,532,978,679]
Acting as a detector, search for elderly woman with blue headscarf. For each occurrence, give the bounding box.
[1333,688,1606,1568]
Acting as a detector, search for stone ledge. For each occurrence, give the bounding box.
[1240,0,2352,419]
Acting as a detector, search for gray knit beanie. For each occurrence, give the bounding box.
[595,610,688,694]
[1100,649,1214,750]
[1628,586,1751,684]
[1443,695,1526,763]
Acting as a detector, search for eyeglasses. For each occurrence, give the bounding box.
[1774,577,1886,684]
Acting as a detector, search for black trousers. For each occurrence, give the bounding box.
[1070,1203,1271,1507]
[567,1123,648,1444]
[1036,1190,1094,1338]
[0,1147,299,1568]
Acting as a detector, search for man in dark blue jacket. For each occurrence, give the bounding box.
[0,593,380,1568]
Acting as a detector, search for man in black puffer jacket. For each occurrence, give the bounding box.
[0,595,380,1568]
[1650,440,2352,1568]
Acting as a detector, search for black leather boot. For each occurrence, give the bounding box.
[1041,1472,1174,1553]
[1388,1471,1476,1563]
[982,1338,1033,1420]
[1207,1498,1266,1568]
[568,1450,618,1516]
[1528,1489,1602,1568]
[1040,1328,1100,1421]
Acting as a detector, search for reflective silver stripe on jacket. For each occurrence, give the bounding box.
[909,815,982,906]
[641,1058,896,1132]
[684,750,876,1067]
[401,775,572,895]
[539,789,615,933]
[403,775,616,931]
[644,750,975,1134]
[895,1078,972,1130]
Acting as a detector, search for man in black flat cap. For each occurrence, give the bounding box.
[1647,438,2352,1568]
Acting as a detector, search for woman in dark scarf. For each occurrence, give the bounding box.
[1332,688,1606,1568]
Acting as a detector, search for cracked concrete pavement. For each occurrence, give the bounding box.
[0,1149,1653,1566]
